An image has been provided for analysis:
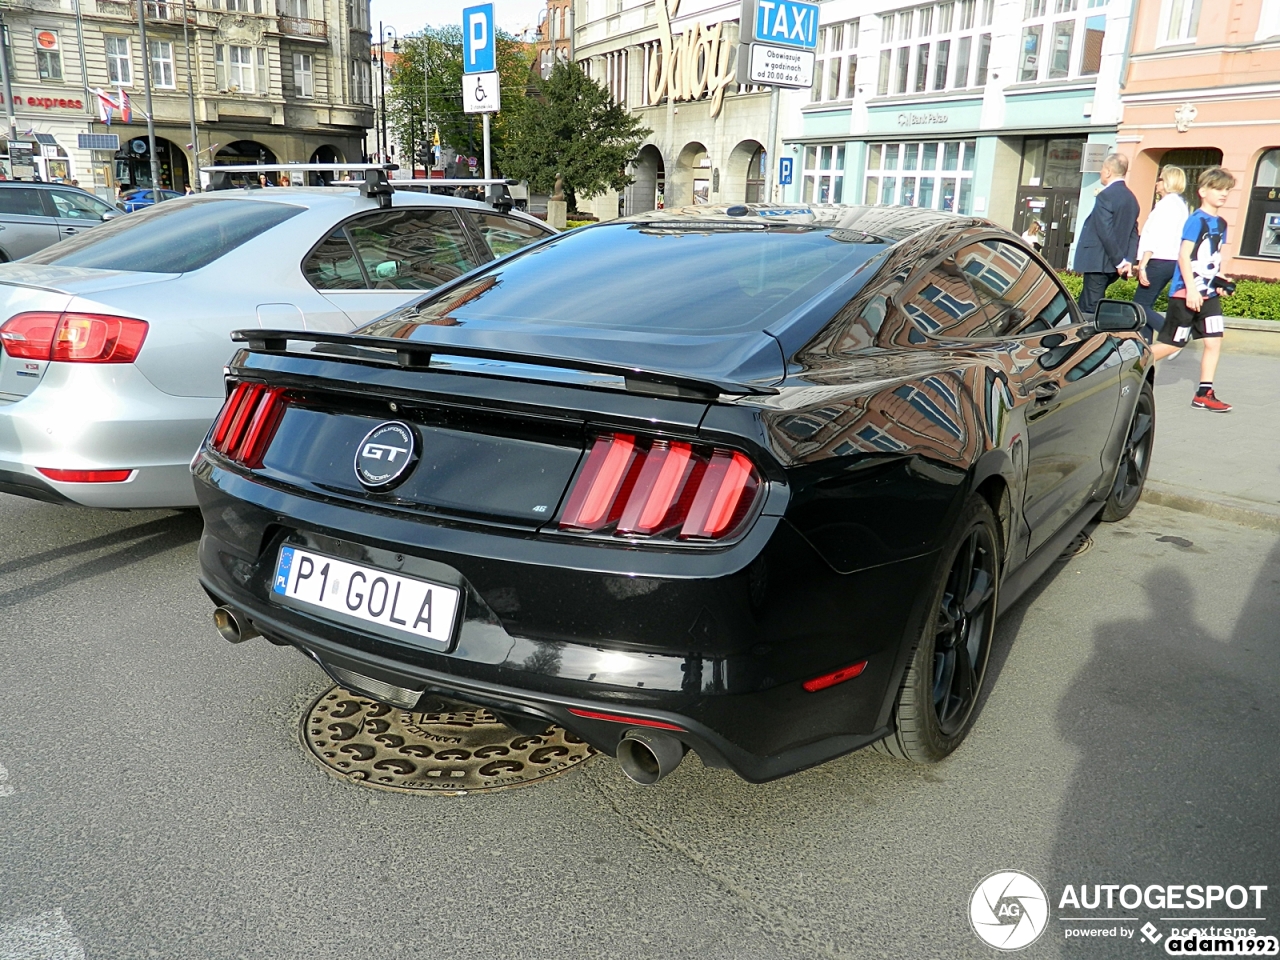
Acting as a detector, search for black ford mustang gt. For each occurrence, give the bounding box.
[193,204,1154,785]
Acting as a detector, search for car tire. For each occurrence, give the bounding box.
[1100,381,1155,523]
[875,493,1000,763]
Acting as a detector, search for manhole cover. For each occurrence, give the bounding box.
[1057,530,1093,560]
[301,687,597,795]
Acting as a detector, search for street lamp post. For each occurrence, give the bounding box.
[379,25,397,165]
[136,0,161,204]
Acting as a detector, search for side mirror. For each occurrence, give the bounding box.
[373,260,399,279]
[1094,298,1144,333]
[101,211,118,221]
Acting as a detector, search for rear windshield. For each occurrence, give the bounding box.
[388,222,886,336]
[23,197,303,273]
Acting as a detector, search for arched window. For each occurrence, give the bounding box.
[1241,148,1280,259]
[1156,148,1223,210]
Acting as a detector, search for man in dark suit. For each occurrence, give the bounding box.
[1072,153,1140,315]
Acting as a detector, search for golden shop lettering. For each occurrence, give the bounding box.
[648,0,737,119]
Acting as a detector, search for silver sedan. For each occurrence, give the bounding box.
[0,186,554,508]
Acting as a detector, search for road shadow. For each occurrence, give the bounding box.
[1046,537,1280,953]
[0,499,202,610]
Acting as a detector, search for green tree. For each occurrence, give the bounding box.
[498,60,651,211]
[384,26,534,170]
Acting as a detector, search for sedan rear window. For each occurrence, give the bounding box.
[23,197,303,273]
[399,222,887,336]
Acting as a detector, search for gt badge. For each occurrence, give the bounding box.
[354,421,418,490]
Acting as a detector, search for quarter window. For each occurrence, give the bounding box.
[465,213,551,259]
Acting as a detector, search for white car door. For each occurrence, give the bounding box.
[301,208,487,328]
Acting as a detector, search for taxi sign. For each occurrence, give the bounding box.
[741,0,819,50]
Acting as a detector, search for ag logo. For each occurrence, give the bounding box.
[354,421,417,490]
[969,870,1049,951]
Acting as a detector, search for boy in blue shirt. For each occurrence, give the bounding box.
[1150,166,1238,412]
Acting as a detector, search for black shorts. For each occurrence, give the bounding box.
[1157,295,1224,347]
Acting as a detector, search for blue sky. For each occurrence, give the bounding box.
[371,0,546,40]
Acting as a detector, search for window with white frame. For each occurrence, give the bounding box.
[347,0,369,31]
[230,45,253,91]
[1018,0,1109,82]
[149,40,175,88]
[223,0,264,11]
[282,0,309,17]
[350,58,371,103]
[875,1,994,97]
[34,29,63,81]
[1258,0,1280,39]
[801,143,846,203]
[810,19,859,103]
[293,52,314,97]
[106,35,132,85]
[1159,0,1201,44]
[864,139,978,214]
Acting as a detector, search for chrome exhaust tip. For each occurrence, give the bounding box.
[213,605,259,644]
[616,729,688,786]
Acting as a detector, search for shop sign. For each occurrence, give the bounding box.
[0,91,85,111]
[1080,142,1110,173]
[647,0,737,118]
[898,111,948,127]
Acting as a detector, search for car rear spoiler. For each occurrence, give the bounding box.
[232,329,780,400]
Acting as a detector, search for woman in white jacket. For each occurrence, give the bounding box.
[1134,165,1189,341]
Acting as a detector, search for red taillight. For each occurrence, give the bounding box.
[0,311,147,363]
[208,382,287,467]
[801,660,868,693]
[0,312,60,360]
[567,708,685,731]
[559,433,762,542]
[36,468,133,483]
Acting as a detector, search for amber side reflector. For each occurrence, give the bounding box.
[802,660,868,693]
[567,707,685,732]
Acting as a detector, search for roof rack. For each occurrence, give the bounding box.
[199,163,519,208]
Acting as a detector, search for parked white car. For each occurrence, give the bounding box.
[0,184,554,508]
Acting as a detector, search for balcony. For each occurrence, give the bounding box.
[279,15,328,39]
[94,0,196,22]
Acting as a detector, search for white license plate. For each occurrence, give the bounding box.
[271,545,460,649]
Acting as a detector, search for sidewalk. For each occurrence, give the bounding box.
[1144,344,1280,530]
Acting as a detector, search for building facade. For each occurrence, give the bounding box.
[0,0,374,197]
[1118,0,1280,279]
[537,0,573,78]
[572,0,774,219]
[780,0,1135,269]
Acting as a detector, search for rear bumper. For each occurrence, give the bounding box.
[0,363,217,508]
[195,457,940,782]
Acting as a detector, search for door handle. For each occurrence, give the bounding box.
[1034,382,1061,403]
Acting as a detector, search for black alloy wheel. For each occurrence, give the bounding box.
[1102,381,1155,522]
[876,494,1000,763]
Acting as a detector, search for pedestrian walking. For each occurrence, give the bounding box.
[1072,153,1140,315]
[1149,166,1239,412]
[1021,220,1044,253]
[1134,165,1190,341]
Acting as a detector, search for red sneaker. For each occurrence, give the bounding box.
[1192,389,1232,412]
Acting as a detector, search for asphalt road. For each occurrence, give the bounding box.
[1,491,1277,960]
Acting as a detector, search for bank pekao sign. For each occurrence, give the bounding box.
[899,111,949,127]
[648,0,738,118]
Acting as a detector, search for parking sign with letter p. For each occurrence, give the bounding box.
[463,3,495,74]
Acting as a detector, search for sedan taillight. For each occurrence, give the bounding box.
[208,382,287,468]
[559,433,762,542]
[0,311,148,363]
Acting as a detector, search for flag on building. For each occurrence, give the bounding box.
[119,90,132,124]
[94,89,118,125]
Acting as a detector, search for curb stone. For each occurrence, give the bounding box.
[1224,318,1280,332]
[1141,480,1280,533]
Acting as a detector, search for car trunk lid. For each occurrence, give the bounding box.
[0,266,178,399]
